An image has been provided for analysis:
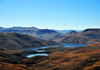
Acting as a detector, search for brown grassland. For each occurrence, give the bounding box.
[0,43,100,70]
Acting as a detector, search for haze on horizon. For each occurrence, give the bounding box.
[0,0,100,30]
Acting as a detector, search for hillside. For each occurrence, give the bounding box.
[61,29,100,44]
[0,43,100,70]
[50,31,78,42]
[80,29,100,39]
[0,33,58,49]
[31,43,100,70]
[0,27,60,40]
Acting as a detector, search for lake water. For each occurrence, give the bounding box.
[62,43,86,47]
[26,43,86,58]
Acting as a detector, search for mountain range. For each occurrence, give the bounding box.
[0,27,60,40]
[61,29,100,44]
[0,27,82,40]
[0,27,100,44]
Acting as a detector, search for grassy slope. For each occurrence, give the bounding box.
[0,43,100,70]
[32,43,100,70]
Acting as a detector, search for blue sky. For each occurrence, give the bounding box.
[0,0,100,30]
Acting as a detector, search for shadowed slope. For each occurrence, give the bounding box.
[0,33,58,50]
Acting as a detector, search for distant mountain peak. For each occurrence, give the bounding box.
[68,30,77,33]
[63,30,78,36]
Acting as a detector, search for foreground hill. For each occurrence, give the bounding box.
[0,33,58,49]
[0,27,60,40]
[1,43,100,70]
[61,29,100,44]
[32,43,100,70]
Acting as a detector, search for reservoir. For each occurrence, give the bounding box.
[25,43,86,58]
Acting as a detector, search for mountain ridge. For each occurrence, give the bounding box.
[0,27,60,40]
[50,31,78,42]
[61,29,100,44]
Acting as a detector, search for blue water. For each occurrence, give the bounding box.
[23,45,58,51]
[62,43,86,47]
[26,43,86,58]
[27,53,48,58]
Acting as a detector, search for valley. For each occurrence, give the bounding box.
[0,0,100,69]
[0,27,100,70]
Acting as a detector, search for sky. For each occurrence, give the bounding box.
[0,0,100,30]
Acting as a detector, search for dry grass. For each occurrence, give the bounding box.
[32,43,100,70]
[0,62,34,70]
[1,43,100,70]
